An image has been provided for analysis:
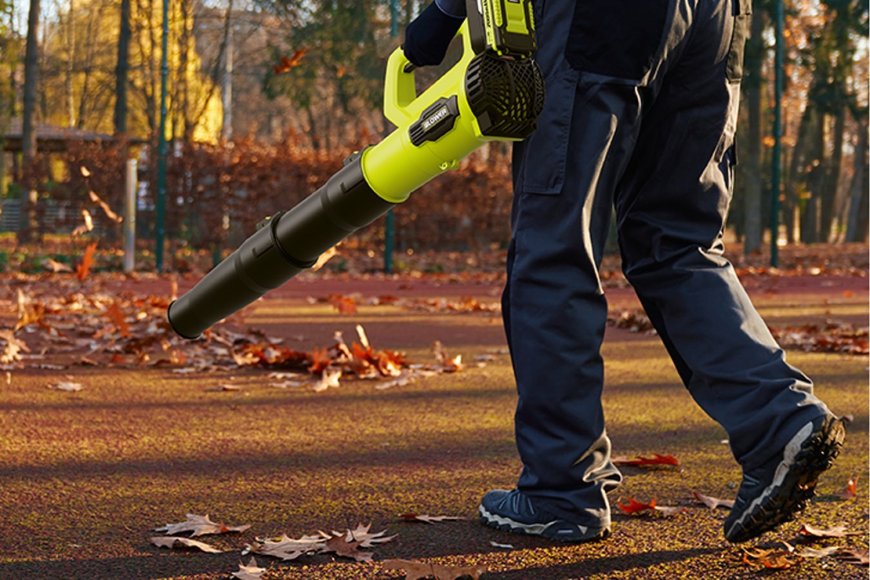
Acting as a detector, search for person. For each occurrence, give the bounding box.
[402,0,846,544]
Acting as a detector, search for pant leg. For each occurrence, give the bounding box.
[615,0,830,472]
[502,0,678,526]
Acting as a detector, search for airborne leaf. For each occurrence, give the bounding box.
[76,243,98,281]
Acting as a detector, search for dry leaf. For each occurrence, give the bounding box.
[311,245,338,272]
[150,536,222,553]
[741,546,797,570]
[383,559,487,580]
[48,381,83,392]
[0,330,29,364]
[839,476,858,500]
[798,546,840,559]
[313,368,342,392]
[798,523,861,538]
[612,453,680,468]
[80,165,91,177]
[323,534,373,562]
[653,505,686,517]
[273,48,307,74]
[489,541,514,549]
[399,514,466,524]
[154,513,251,537]
[433,341,463,372]
[206,384,242,392]
[43,257,73,272]
[616,497,657,515]
[72,209,95,236]
[246,533,326,561]
[76,242,98,281]
[105,301,131,338]
[692,490,735,510]
[837,548,870,566]
[88,189,123,223]
[232,557,266,580]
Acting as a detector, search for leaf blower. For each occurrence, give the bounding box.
[168,0,544,339]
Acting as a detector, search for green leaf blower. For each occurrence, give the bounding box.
[168,0,544,339]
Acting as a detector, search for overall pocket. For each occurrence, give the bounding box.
[517,60,580,195]
[726,0,752,82]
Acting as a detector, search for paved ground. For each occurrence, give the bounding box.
[0,271,867,579]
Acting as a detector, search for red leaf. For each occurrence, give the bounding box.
[617,497,657,515]
[105,301,131,338]
[76,242,98,281]
[328,294,358,315]
[273,49,307,74]
[839,476,858,500]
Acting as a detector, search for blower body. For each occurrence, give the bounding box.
[168,0,545,339]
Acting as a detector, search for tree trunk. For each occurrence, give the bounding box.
[845,124,868,243]
[801,113,825,244]
[819,106,845,242]
[742,11,764,254]
[114,0,131,134]
[19,0,40,244]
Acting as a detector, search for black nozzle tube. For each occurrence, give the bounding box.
[167,157,395,339]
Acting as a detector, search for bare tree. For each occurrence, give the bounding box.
[113,0,131,134]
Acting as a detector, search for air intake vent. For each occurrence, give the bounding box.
[465,53,545,140]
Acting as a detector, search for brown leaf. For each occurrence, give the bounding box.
[741,546,797,570]
[150,536,222,553]
[72,209,95,236]
[88,189,123,223]
[383,559,487,580]
[153,513,251,537]
[399,514,466,524]
[246,533,326,561]
[798,523,861,538]
[76,242,98,281]
[313,368,341,392]
[0,330,29,364]
[837,548,870,566]
[324,534,373,562]
[232,557,266,580]
[612,453,680,468]
[47,381,84,392]
[433,341,463,372]
[328,294,358,315]
[692,490,735,510]
[42,257,73,272]
[105,301,131,338]
[797,546,840,559]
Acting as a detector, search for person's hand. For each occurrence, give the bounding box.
[402,1,464,67]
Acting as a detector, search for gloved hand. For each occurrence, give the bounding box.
[403,1,465,67]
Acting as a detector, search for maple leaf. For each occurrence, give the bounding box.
[612,453,680,468]
[232,557,266,580]
[153,513,251,537]
[692,490,734,510]
[616,497,657,515]
[150,536,222,553]
[382,559,487,580]
[76,242,98,281]
[273,48,307,74]
[837,548,870,566]
[399,514,466,524]
[798,523,861,538]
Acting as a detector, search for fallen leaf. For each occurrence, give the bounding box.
[154,513,251,537]
[43,257,73,272]
[105,301,131,338]
[232,557,266,580]
[489,541,514,549]
[433,341,463,372]
[839,476,858,500]
[798,546,840,559]
[150,536,222,553]
[692,490,735,510]
[246,533,326,561]
[321,524,396,562]
[48,381,83,392]
[328,294,357,315]
[837,548,870,566]
[741,546,797,570]
[205,384,242,392]
[382,559,487,580]
[313,367,341,392]
[399,514,466,524]
[798,523,862,538]
[0,330,29,364]
[616,497,657,515]
[612,453,680,468]
[653,505,686,517]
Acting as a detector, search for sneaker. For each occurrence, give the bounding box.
[479,489,610,543]
[724,414,846,543]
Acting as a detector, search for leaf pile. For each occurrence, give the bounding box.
[770,321,869,355]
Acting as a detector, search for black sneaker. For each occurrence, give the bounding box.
[724,415,846,543]
[479,489,610,543]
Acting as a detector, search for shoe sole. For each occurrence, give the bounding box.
[478,505,609,543]
[724,417,846,543]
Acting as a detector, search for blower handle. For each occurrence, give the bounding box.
[384,21,475,128]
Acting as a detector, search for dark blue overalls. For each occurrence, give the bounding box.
[503,0,832,528]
